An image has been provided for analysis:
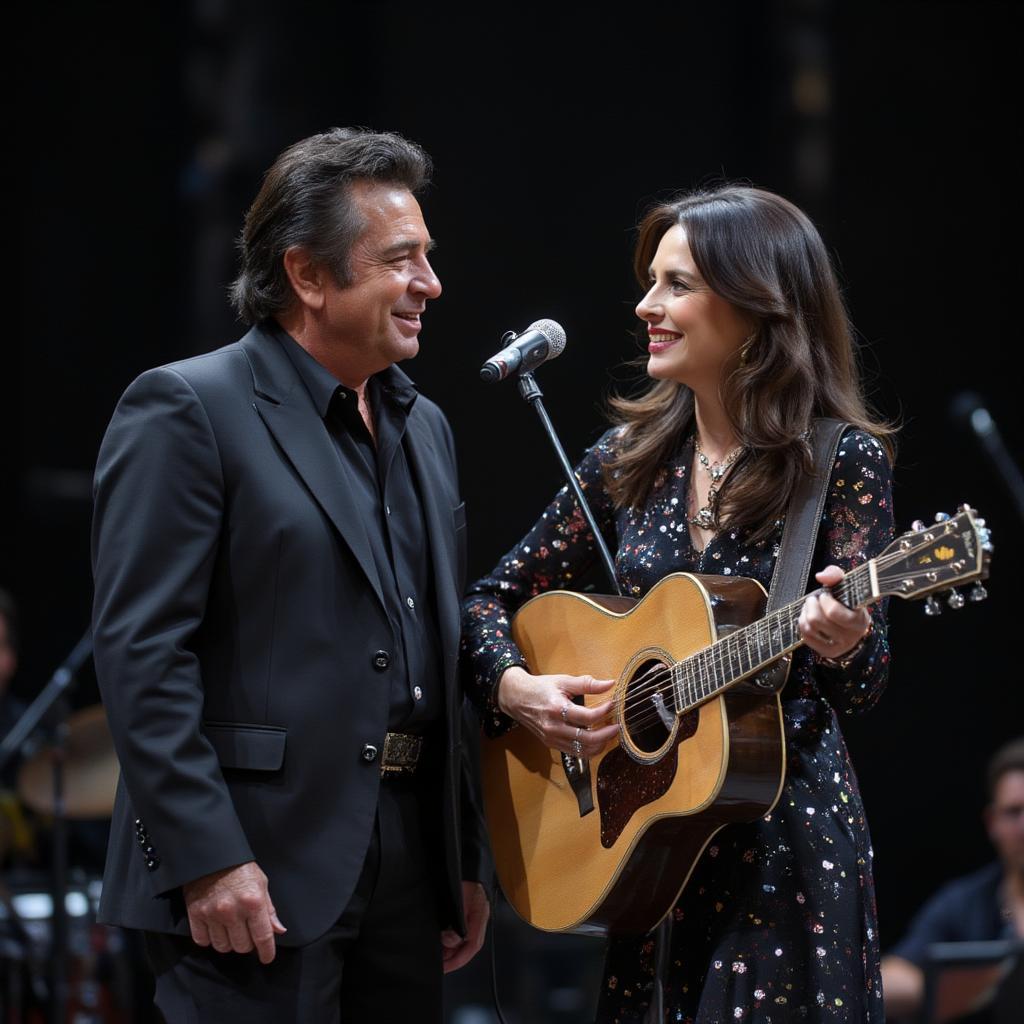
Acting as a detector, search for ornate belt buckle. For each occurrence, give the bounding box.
[381,732,422,776]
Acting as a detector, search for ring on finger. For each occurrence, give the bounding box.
[560,702,571,722]
[571,738,582,756]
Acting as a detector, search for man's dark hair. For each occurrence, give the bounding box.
[987,737,1024,801]
[229,128,432,325]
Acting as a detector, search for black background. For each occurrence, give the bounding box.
[10,1,1023,1019]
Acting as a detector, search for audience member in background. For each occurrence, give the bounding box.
[0,587,33,860]
[881,737,1024,1019]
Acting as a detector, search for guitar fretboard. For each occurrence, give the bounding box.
[670,560,877,713]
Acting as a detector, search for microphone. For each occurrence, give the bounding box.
[479,319,566,382]
[950,391,1024,523]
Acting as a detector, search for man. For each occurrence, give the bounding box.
[91,128,490,1022]
[0,589,20,756]
[1,588,27,802]
[881,737,1024,1019]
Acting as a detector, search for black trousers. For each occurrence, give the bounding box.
[144,776,444,1023]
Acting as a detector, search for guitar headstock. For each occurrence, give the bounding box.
[875,505,993,611]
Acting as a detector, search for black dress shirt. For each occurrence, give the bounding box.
[890,862,1014,966]
[275,327,442,735]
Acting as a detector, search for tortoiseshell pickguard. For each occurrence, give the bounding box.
[596,708,700,848]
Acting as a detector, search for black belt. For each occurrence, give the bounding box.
[380,732,424,777]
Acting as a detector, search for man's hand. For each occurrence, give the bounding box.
[440,881,490,973]
[183,861,287,964]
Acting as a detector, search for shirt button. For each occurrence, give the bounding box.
[413,686,423,700]
[372,650,390,671]
[361,744,378,763]
[406,596,416,610]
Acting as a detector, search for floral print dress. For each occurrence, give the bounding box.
[461,426,894,1022]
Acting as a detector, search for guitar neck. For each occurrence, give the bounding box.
[670,561,878,713]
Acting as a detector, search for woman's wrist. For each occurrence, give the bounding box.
[491,661,527,716]
[820,621,872,670]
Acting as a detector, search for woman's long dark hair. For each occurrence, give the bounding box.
[606,186,895,543]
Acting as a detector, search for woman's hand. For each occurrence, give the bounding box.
[798,564,871,661]
[496,666,619,756]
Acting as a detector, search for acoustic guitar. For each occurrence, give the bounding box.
[481,507,992,936]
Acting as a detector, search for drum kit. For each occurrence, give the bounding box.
[1,704,135,1024]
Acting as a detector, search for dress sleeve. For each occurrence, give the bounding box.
[812,428,895,715]
[460,429,620,735]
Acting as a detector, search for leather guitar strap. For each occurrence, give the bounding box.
[768,417,850,613]
[747,416,849,698]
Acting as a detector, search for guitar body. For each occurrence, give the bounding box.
[481,507,992,936]
[482,572,787,936]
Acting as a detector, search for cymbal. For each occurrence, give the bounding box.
[17,705,119,819]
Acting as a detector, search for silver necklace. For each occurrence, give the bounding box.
[689,435,744,530]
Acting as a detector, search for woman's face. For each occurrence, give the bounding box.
[635,225,752,393]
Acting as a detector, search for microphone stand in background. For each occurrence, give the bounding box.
[0,627,93,1024]
[950,391,1024,524]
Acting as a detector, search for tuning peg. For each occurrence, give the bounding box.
[911,519,926,532]
[974,518,986,527]
[958,504,978,515]
[969,582,988,602]
[924,596,942,616]
[934,512,951,522]
[947,590,966,610]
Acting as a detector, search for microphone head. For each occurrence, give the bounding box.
[950,390,995,437]
[526,318,567,359]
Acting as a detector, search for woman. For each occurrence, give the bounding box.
[461,185,895,1022]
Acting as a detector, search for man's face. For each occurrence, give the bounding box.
[320,181,441,379]
[986,769,1024,876]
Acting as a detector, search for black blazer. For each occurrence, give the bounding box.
[91,324,489,945]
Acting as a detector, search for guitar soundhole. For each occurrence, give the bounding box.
[623,658,677,755]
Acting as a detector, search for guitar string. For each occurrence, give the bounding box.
[613,556,965,733]
[611,560,970,737]
[614,572,864,720]
[583,538,974,733]
[615,536,970,719]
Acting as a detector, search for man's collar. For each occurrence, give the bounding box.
[268,321,419,417]
[374,363,419,413]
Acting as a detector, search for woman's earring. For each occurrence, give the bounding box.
[739,331,757,366]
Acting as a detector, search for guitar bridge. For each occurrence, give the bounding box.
[561,752,594,817]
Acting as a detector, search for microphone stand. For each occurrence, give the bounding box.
[515,371,622,597]
[968,407,1024,524]
[950,392,1024,524]
[515,371,670,1023]
[0,627,93,1024]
